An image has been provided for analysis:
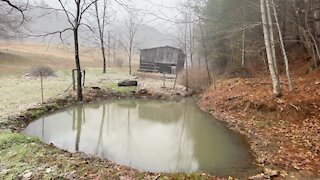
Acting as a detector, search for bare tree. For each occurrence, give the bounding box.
[0,0,26,19]
[261,0,281,97]
[0,0,28,38]
[67,0,98,101]
[198,18,214,88]
[271,0,293,91]
[31,0,98,101]
[120,12,141,75]
[94,0,109,73]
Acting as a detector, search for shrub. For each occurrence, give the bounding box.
[179,68,212,93]
[114,57,125,67]
[30,66,55,77]
[223,66,252,79]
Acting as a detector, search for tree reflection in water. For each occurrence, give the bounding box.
[25,100,258,177]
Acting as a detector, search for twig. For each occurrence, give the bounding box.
[244,101,252,112]
[153,174,161,180]
[290,103,300,111]
[65,82,74,92]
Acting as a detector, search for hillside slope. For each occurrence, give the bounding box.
[198,47,320,176]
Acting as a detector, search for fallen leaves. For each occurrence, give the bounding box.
[199,75,320,175]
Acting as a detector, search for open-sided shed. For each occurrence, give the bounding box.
[139,46,185,74]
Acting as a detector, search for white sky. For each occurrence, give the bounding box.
[43,0,183,34]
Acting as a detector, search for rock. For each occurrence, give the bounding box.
[138,89,148,95]
[22,171,32,179]
[0,169,9,176]
[249,173,266,180]
[264,168,279,177]
[286,171,319,180]
[118,80,138,87]
[91,87,101,90]
[46,165,57,173]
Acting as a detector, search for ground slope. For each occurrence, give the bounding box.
[199,69,320,176]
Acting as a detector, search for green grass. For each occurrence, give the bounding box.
[0,68,134,119]
[103,81,137,94]
[0,133,213,179]
[0,132,113,179]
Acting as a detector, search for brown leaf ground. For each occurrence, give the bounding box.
[198,68,320,176]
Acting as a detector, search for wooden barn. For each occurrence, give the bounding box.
[139,46,186,74]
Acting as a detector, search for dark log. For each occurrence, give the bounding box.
[118,80,138,87]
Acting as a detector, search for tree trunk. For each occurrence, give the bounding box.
[128,37,133,75]
[94,1,106,73]
[108,30,111,68]
[272,0,293,91]
[74,28,83,101]
[241,0,246,67]
[198,19,212,87]
[129,55,132,75]
[102,44,107,73]
[261,0,281,97]
[266,0,279,76]
[184,24,189,91]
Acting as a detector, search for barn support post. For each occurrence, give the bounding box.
[162,73,166,88]
[173,72,178,89]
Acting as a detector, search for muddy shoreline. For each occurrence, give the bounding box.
[1,87,227,179]
[1,85,291,179]
[1,87,191,132]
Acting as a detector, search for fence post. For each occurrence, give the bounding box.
[163,73,166,88]
[40,72,44,103]
[82,70,86,87]
[72,69,76,90]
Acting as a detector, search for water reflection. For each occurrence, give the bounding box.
[24,100,256,177]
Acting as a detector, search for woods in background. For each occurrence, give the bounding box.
[179,0,320,96]
[2,0,320,99]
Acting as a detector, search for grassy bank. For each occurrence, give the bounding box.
[1,132,216,179]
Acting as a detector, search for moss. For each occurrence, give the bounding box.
[25,108,47,119]
[0,133,39,148]
[44,102,60,111]
[103,81,137,94]
[256,120,270,129]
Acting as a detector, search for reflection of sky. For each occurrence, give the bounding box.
[24,100,254,176]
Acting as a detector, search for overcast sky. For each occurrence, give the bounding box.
[42,0,183,34]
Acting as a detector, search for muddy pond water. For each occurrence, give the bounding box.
[24,99,257,177]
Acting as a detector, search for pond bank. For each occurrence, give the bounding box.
[1,87,225,179]
[198,77,320,179]
[2,80,310,179]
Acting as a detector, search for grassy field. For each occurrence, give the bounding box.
[0,43,206,179]
[0,43,139,119]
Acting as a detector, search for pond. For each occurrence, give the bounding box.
[24,99,257,177]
